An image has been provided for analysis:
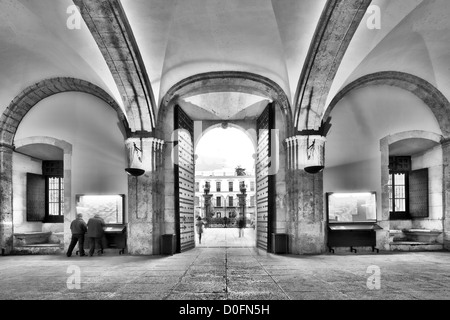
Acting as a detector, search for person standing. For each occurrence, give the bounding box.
[238,213,245,238]
[67,213,87,257]
[196,216,206,244]
[87,214,106,256]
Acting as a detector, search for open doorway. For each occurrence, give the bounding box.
[194,126,257,248]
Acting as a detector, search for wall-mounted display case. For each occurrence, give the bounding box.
[75,194,127,254]
[327,192,377,223]
[326,192,380,253]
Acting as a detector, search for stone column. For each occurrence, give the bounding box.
[442,140,450,250]
[0,144,14,255]
[237,193,247,217]
[126,137,164,255]
[203,194,213,219]
[285,136,326,254]
[378,139,391,251]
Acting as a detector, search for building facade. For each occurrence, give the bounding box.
[195,171,256,224]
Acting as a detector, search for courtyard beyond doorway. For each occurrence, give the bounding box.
[195,228,256,248]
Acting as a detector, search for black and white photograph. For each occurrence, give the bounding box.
[0,0,449,310]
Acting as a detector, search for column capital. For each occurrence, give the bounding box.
[285,135,326,171]
[125,137,165,172]
[285,135,327,145]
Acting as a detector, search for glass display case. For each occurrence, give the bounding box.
[326,192,380,253]
[75,194,127,254]
[327,192,377,223]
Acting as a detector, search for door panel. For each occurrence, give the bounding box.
[256,104,275,251]
[409,168,429,218]
[26,173,46,222]
[174,105,195,253]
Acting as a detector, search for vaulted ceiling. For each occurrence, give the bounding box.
[1,0,450,135]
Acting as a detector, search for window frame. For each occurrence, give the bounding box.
[228,196,234,207]
[389,156,411,220]
[45,176,64,223]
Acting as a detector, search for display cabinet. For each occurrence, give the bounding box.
[75,194,127,254]
[326,192,381,253]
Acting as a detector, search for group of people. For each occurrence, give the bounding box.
[66,213,106,257]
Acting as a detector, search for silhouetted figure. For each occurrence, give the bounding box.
[67,213,87,257]
[238,213,246,238]
[87,214,106,256]
[196,216,206,244]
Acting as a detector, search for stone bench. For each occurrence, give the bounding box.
[14,232,52,246]
[390,229,442,243]
[402,229,442,243]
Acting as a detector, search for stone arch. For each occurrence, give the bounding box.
[324,71,450,138]
[193,122,258,155]
[155,71,292,253]
[0,77,129,148]
[158,71,293,135]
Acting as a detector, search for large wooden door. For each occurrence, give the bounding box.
[174,105,195,253]
[256,104,275,251]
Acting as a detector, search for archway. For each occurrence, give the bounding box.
[380,131,445,250]
[0,79,129,254]
[155,72,292,254]
[194,126,257,248]
[324,71,450,139]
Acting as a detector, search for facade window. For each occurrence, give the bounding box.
[216,196,222,207]
[195,182,200,192]
[47,177,64,216]
[228,196,234,207]
[216,182,221,192]
[27,161,64,223]
[250,181,255,191]
[389,156,410,219]
[217,212,222,218]
[229,182,233,192]
[389,156,429,220]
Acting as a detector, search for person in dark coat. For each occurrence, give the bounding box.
[195,216,206,244]
[87,214,106,256]
[238,213,246,238]
[67,213,88,257]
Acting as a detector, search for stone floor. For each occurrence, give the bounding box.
[196,227,256,248]
[0,229,449,300]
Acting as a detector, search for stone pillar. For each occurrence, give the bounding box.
[237,193,247,217]
[442,140,450,250]
[126,137,164,255]
[203,194,213,219]
[63,147,73,252]
[0,144,14,254]
[378,139,391,251]
[285,136,326,255]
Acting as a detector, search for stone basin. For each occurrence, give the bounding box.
[402,229,442,243]
[14,232,52,246]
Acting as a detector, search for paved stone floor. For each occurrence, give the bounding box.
[0,229,449,300]
[196,227,256,248]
